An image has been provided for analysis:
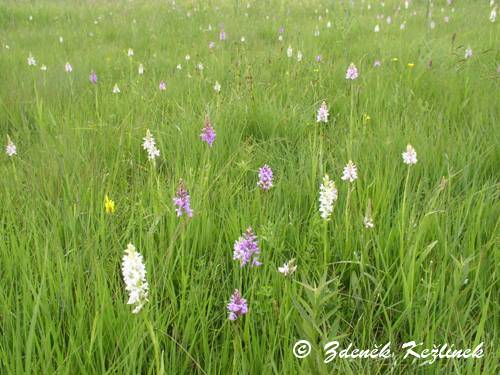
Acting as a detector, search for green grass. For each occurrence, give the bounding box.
[0,0,498,373]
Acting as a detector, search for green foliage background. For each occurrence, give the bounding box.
[0,0,498,373]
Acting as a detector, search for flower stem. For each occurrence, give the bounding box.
[344,185,352,254]
[400,167,411,261]
[348,84,355,156]
[323,221,328,266]
[144,315,162,374]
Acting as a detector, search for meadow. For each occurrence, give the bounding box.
[0,0,499,373]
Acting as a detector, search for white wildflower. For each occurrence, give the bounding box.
[127,48,134,57]
[138,63,144,75]
[121,243,149,314]
[464,46,473,59]
[5,136,16,157]
[316,101,329,123]
[319,174,338,220]
[402,144,417,165]
[345,63,359,80]
[27,54,36,66]
[363,216,374,229]
[112,83,120,94]
[213,81,221,93]
[278,259,297,276]
[142,129,160,160]
[287,45,293,58]
[363,200,374,229]
[341,160,358,183]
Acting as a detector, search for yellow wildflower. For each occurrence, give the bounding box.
[105,195,115,214]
